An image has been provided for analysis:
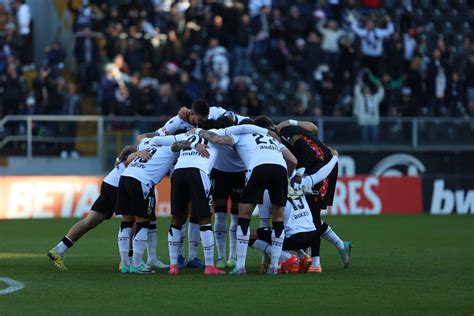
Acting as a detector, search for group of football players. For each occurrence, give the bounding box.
[47,100,352,275]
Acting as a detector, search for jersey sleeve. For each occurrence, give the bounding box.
[301,156,338,187]
[156,115,185,136]
[223,125,268,135]
[208,106,227,120]
[149,135,178,146]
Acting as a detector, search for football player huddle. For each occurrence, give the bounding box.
[47,100,352,275]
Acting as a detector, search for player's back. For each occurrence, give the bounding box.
[279,126,332,170]
[213,143,246,172]
[174,132,220,175]
[284,196,316,237]
[122,138,178,185]
[232,132,286,170]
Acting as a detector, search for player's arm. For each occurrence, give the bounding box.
[170,140,192,152]
[223,124,269,135]
[124,149,152,166]
[150,135,178,146]
[156,115,185,136]
[115,145,136,167]
[136,132,158,143]
[170,140,210,158]
[282,147,297,176]
[301,149,338,187]
[276,120,318,134]
[197,129,235,145]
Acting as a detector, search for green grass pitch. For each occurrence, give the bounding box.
[1,216,473,315]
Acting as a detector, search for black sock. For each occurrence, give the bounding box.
[238,218,251,235]
[272,221,284,238]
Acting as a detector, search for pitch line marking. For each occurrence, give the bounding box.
[0,277,25,295]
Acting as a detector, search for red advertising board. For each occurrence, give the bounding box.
[0,176,423,219]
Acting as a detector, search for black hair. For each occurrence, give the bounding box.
[174,129,188,135]
[117,145,137,165]
[254,116,274,129]
[198,119,219,130]
[191,99,210,117]
[216,116,234,128]
[238,118,254,125]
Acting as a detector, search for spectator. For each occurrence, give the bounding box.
[0,3,11,33]
[294,81,318,116]
[446,72,465,116]
[203,38,229,77]
[0,62,26,115]
[465,53,474,116]
[251,5,270,59]
[68,0,96,32]
[351,15,394,76]
[317,18,345,71]
[353,70,385,144]
[45,41,66,72]
[11,0,32,65]
[233,14,252,76]
[74,27,99,92]
[304,32,323,81]
[59,82,81,159]
[246,90,263,116]
[426,49,447,115]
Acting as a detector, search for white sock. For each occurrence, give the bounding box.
[259,217,270,228]
[270,228,285,270]
[146,221,157,263]
[118,227,132,267]
[178,223,186,257]
[188,222,200,260]
[200,225,215,267]
[168,226,181,265]
[280,250,292,261]
[322,226,345,251]
[312,256,321,267]
[236,225,250,270]
[251,239,272,255]
[56,236,74,255]
[214,213,227,261]
[132,226,148,267]
[228,214,238,261]
[259,219,270,265]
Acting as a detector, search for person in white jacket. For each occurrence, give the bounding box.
[317,19,345,71]
[353,73,385,144]
[351,15,394,76]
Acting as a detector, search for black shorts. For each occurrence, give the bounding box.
[171,168,213,218]
[90,182,117,219]
[240,164,288,207]
[115,176,155,218]
[210,169,246,202]
[306,162,338,215]
[256,227,318,251]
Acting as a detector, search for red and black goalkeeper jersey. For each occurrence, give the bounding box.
[279,126,333,175]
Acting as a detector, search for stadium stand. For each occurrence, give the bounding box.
[1,0,474,157]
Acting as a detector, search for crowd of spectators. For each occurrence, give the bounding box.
[2,0,474,152]
[64,0,474,120]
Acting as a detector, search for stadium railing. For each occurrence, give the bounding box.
[1,115,474,160]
